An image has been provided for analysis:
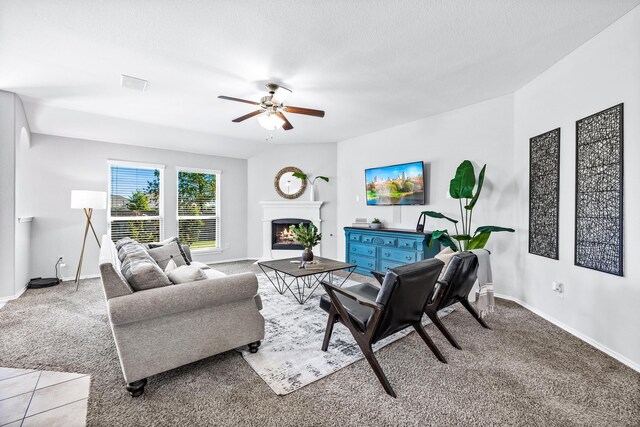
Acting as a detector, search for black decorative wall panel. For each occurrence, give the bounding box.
[529,128,560,259]
[575,104,624,276]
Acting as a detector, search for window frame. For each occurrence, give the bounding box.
[176,166,221,253]
[107,160,165,242]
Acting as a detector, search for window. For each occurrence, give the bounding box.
[109,162,163,243]
[177,168,219,250]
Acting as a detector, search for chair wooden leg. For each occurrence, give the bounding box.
[321,305,339,351]
[425,310,462,350]
[413,323,447,363]
[360,344,397,398]
[461,299,492,330]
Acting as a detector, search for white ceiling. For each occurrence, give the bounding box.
[1,0,638,158]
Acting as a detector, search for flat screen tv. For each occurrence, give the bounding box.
[365,161,425,206]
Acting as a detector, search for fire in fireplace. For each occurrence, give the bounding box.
[272,218,312,250]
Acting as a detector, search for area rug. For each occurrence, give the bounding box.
[239,272,454,395]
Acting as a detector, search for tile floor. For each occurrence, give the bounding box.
[0,367,89,426]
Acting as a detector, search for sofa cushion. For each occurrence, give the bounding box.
[204,268,226,279]
[190,261,211,270]
[119,241,172,291]
[147,242,187,270]
[146,237,191,265]
[167,265,208,284]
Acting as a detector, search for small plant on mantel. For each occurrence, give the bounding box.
[289,223,322,261]
[424,160,514,251]
[292,171,329,201]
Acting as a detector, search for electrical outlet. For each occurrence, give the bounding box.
[58,255,66,268]
[552,281,564,298]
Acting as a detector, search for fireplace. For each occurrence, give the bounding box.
[272,218,312,250]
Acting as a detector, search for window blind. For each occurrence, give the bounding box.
[109,164,162,243]
[177,170,218,250]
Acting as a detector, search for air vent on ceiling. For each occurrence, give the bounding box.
[120,75,148,92]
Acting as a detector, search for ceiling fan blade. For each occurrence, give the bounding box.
[232,110,263,122]
[272,86,292,105]
[276,112,294,130]
[284,106,325,118]
[218,95,260,106]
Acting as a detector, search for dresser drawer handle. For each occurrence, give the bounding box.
[384,252,390,257]
[368,250,373,254]
[368,262,373,267]
[403,243,411,247]
[406,255,412,260]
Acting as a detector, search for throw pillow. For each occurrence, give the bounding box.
[146,237,191,265]
[166,265,208,285]
[115,237,136,251]
[147,242,187,270]
[434,247,459,281]
[164,258,178,274]
[119,241,172,291]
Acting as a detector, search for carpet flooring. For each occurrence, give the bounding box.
[0,260,638,426]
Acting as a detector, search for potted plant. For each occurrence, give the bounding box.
[289,223,322,261]
[292,171,330,201]
[424,160,514,251]
[370,218,382,229]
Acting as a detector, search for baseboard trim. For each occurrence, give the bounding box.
[206,258,252,265]
[0,285,28,303]
[495,293,640,373]
[60,274,100,282]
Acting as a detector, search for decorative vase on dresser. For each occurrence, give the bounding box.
[344,227,440,276]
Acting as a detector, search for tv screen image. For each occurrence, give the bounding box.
[365,161,425,206]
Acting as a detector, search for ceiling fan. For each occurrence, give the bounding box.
[218,83,325,131]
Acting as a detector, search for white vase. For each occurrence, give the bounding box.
[309,182,316,201]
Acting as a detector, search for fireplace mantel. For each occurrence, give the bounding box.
[259,201,324,261]
[259,201,324,209]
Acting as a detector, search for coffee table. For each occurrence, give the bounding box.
[258,257,356,304]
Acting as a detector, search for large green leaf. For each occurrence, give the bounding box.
[467,232,491,249]
[475,225,515,233]
[429,230,458,251]
[316,176,330,183]
[451,234,471,241]
[422,210,459,224]
[465,164,486,210]
[449,160,475,199]
[292,172,308,180]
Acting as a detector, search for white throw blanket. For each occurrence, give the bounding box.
[470,249,494,318]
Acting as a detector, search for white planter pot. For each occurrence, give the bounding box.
[309,183,316,201]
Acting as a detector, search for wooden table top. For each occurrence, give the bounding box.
[257,257,356,277]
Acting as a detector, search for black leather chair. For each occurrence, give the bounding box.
[320,258,445,397]
[424,252,490,350]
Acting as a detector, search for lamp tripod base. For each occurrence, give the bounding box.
[75,208,101,290]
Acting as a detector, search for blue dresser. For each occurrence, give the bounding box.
[344,227,440,277]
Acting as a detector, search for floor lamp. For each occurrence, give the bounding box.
[71,190,106,290]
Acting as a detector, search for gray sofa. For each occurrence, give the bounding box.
[98,235,265,396]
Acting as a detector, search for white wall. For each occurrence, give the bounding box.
[0,91,17,299]
[21,134,248,279]
[512,7,640,368]
[0,91,32,299]
[336,95,518,289]
[14,96,31,294]
[246,143,337,259]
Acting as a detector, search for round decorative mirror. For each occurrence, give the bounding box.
[274,166,307,199]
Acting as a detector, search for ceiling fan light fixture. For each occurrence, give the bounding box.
[271,86,292,105]
[257,112,285,130]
